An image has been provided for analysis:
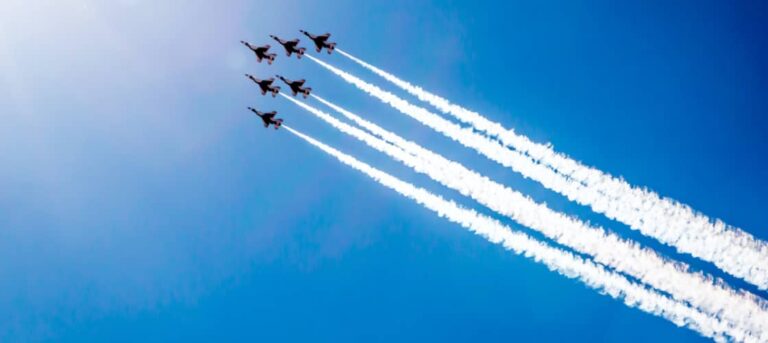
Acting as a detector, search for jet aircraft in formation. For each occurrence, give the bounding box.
[245,74,281,97]
[270,35,306,59]
[240,40,276,64]
[243,31,334,129]
[248,107,283,129]
[277,74,312,98]
[300,30,336,54]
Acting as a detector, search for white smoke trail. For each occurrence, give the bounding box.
[282,93,768,339]
[282,124,750,342]
[334,49,768,290]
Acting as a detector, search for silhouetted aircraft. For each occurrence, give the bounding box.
[240,40,276,64]
[269,35,305,59]
[245,74,280,97]
[299,30,336,54]
[276,75,312,98]
[249,107,283,129]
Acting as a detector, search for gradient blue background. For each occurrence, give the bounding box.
[1,1,766,341]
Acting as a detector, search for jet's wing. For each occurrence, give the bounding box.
[286,39,299,48]
[295,79,306,86]
[262,111,277,120]
[318,33,330,41]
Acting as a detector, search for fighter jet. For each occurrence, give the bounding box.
[249,107,283,129]
[276,75,312,98]
[240,40,276,64]
[269,35,306,59]
[245,74,280,97]
[299,30,336,54]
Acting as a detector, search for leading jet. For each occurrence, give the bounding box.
[299,30,336,54]
[269,35,305,59]
[240,40,276,64]
[276,75,312,98]
[245,74,280,97]
[248,107,283,129]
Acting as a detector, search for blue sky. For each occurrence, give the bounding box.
[1,0,766,341]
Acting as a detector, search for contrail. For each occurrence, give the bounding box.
[312,52,768,290]
[283,94,768,338]
[282,124,751,342]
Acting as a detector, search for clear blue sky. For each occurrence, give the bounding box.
[1,1,766,342]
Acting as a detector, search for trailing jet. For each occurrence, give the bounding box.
[276,75,312,98]
[240,40,276,64]
[248,107,283,129]
[269,35,305,59]
[299,30,336,54]
[245,74,280,97]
